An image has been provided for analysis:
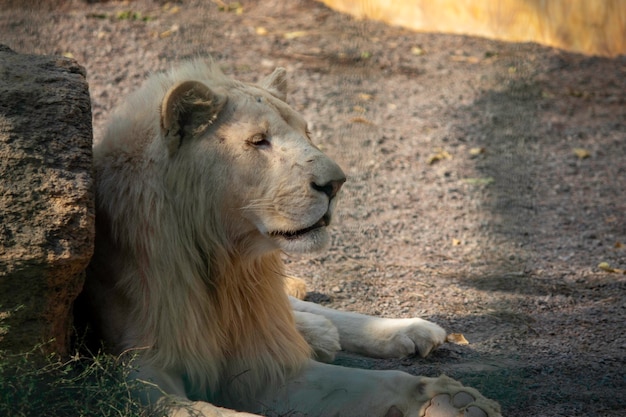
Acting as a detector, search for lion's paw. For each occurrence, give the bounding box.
[368,317,447,358]
[422,393,498,417]
[284,275,308,300]
[169,401,262,417]
[417,376,502,417]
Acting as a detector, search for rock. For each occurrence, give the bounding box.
[0,46,94,357]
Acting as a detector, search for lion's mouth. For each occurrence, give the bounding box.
[270,212,331,240]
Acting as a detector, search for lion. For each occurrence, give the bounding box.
[84,60,501,417]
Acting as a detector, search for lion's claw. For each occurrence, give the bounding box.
[417,375,502,417]
[423,392,498,417]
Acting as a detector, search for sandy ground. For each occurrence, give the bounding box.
[2,1,625,416]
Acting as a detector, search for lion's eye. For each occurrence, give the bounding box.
[248,133,270,148]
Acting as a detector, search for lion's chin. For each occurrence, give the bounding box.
[271,226,330,254]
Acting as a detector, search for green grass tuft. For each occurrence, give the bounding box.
[0,345,167,417]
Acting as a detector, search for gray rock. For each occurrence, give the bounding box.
[0,45,94,356]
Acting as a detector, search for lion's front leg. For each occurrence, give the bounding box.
[291,297,446,358]
[254,361,501,417]
[294,310,341,362]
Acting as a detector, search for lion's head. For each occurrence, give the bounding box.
[96,61,345,259]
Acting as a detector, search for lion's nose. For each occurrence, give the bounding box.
[308,153,346,199]
[311,176,346,200]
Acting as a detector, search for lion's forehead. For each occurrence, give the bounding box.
[224,86,308,133]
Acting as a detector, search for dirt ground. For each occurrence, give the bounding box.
[2,1,625,416]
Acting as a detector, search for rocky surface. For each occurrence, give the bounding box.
[0,45,94,356]
[1,1,624,415]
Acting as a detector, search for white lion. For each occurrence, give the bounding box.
[85,60,501,417]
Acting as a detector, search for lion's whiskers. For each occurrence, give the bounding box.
[241,199,275,213]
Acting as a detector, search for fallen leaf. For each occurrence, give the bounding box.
[427,149,451,165]
[159,25,179,38]
[255,27,268,36]
[598,262,625,274]
[62,52,74,59]
[573,148,590,159]
[451,55,480,63]
[469,147,485,156]
[462,177,494,185]
[349,117,375,125]
[284,31,308,39]
[446,333,469,345]
[411,46,424,56]
[615,242,623,248]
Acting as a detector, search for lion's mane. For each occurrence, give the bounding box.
[90,61,311,402]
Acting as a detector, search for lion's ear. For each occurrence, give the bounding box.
[260,67,288,102]
[160,80,227,156]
